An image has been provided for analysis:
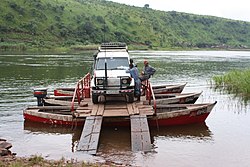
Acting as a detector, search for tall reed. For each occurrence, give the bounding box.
[213,69,250,98]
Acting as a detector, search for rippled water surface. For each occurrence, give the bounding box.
[1,51,250,166]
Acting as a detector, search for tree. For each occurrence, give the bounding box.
[83,21,95,34]
[4,13,14,22]
[144,4,149,8]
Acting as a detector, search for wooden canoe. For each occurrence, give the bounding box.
[23,101,216,127]
[52,83,187,97]
[153,91,202,105]
[152,83,187,94]
[54,88,75,96]
[44,91,201,107]
[147,102,217,126]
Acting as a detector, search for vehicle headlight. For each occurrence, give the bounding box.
[122,78,128,84]
[97,78,104,85]
[121,77,131,85]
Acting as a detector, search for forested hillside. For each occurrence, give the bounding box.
[1,0,250,50]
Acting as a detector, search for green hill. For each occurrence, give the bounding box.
[1,0,250,51]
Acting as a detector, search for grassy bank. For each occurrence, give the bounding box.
[0,42,99,53]
[0,154,120,167]
[2,42,247,55]
[0,155,85,167]
[0,41,181,53]
[0,42,180,54]
[213,69,250,99]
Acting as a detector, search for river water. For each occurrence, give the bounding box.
[0,51,250,166]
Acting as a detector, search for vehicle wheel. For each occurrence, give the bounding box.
[92,94,99,104]
[127,93,134,103]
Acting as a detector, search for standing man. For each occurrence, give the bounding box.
[127,63,141,101]
[139,60,156,81]
[130,58,137,67]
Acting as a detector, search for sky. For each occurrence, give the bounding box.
[108,0,250,22]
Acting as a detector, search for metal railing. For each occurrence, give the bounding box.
[71,73,91,112]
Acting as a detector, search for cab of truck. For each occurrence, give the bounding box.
[91,42,135,104]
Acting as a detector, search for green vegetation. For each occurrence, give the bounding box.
[1,0,250,51]
[0,155,109,167]
[213,69,250,100]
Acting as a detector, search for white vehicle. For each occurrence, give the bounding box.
[91,42,135,104]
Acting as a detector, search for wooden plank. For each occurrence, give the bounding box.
[82,133,100,155]
[79,102,88,107]
[137,103,153,109]
[139,109,154,116]
[76,101,154,117]
[77,106,93,110]
[44,99,76,106]
[130,115,151,152]
[76,109,91,114]
[127,103,134,115]
[105,104,127,109]
[130,132,151,152]
[91,116,103,133]
[76,113,91,118]
[103,109,129,116]
[130,132,142,151]
[132,103,140,114]
[141,131,151,151]
[91,104,99,116]
[28,106,71,110]
[138,107,154,111]
[77,116,103,155]
[97,104,105,116]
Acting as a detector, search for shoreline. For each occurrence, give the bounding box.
[0,154,93,167]
[1,42,250,55]
[0,154,125,167]
[0,138,124,166]
[1,45,250,55]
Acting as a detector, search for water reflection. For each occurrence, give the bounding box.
[24,120,81,152]
[212,85,250,105]
[98,126,135,165]
[24,120,213,164]
[150,123,213,142]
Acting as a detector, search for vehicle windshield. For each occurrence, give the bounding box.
[95,57,129,70]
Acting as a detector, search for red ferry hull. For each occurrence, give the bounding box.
[23,111,211,127]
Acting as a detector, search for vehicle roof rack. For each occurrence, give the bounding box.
[99,42,128,51]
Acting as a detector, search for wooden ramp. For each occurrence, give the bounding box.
[130,115,151,152]
[77,116,103,155]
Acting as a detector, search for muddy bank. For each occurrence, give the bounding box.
[0,155,96,167]
[0,138,129,167]
[0,154,128,167]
